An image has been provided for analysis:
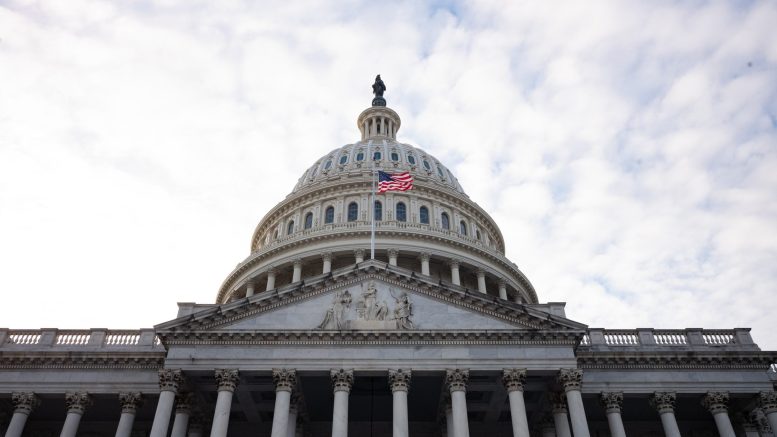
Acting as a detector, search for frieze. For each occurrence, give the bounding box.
[0,354,164,370]
[577,352,777,370]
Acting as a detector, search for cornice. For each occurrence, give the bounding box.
[0,351,165,369]
[577,351,777,370]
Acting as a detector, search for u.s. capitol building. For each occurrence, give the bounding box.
[2,80,776,437]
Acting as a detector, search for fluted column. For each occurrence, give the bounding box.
[322,253,332,274]
[150,369,184,437]
[450,260,461,286]
[503,369,530,437]
[703,392,735,437]
[445,369,470,437]
[245,282,255,297]
[331,369,354,437]
[266,269,277,291]
[558,369,589,437]
[388,249,399,266]
[600,392,626,437]
[498,280,507,300]
[476,270,487,294]
[292,260,303,283]
[389,369,411,437]
[354,249,365,264]
[210,369,239,437]
[420,253,430,276]
[759,392,777,434]
[271,369,296,437]
[550,392,571,437]
[5,392,39,437]
[115,393,143,437]
[60,392,91,437]
[650,392,681,437]
[170,393,192,437]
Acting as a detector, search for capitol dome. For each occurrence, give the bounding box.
[216,90,537,305]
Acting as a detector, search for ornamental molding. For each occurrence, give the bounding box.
[759,391,777,414]
[577,352,777,370]
[650,392,676,413]
[502,368,527,392]
[159,369,184,392]
[0,353,165,370]
[11,392,40,414]
[215,369,239,392]
[119,392,143,414]
[331,369,354,393]
[388,369,411,393]
[702,391,729,414]
[65,392,91,414]
[175,392,193,414]
[557,368,583,392]
[600,392,623,413]
[272,368,297,392]
[445,369,469,393]
[548,392,567,413]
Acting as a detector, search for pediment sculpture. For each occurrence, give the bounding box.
[317,281,414,330]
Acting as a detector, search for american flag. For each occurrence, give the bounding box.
[377,171,414,193]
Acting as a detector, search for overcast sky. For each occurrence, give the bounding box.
[1,1,776,349]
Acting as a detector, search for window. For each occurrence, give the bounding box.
[325,206,334,224]
[391,152,399,162]
[476,230,481,240]
[304,212,313,229]
[310,166,318,178]
[374,201,382,221]
[273,230,278,240]
[396,202,407,222]
[324,160,332,170]
[441,212,450,230]
[419,206,429,224]
[373,151,382,161]
[407,154,416,165]
[459,220,467,236]
[287,220,295,235]
[356,152,364,161]
[339,155,348,165]
[423,160,431,170]
[437,166,445,178]
[347,202,358,222]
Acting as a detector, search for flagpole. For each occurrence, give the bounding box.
[371,167,376,260]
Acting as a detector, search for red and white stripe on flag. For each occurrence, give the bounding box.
[377,171,414,193]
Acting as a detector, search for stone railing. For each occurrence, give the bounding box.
[578,328,759,351]
[0,328,162,349]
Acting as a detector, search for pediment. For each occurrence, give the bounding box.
[156,262,587,337]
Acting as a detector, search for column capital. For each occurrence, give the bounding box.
[650,392,676,414]
[266,266,278,275]
[292,258,303,267]
[11,392,40,414]
[175,392,193,414]
[387,249,399,257]
[540,414,556,432]
[475,269,486,277]
[331,369,354,393]
[445,369,469,393]
[502,368,527,392]
[65,392,91,414]
[419,252,431,262]
[321,252,332,262]
[549,392,567,414]
[759,391,777,414]
[215,369,239,392]
[118,392,143,414]
[159,368,184,392]
[702,391,729,414]
[272,368,297,393]
[748,408,771,433]
[497,278,507,287]
[388,369,412,393]
[354,248,365,258]
[600,392,623,414]
[557,368,583,392]
[448,259,460,268]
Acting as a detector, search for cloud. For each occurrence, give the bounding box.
[1,0,776,349]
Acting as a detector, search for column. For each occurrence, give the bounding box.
[388,249,399,266]
[60,392,90,437]
[187,416,204,437]
[210,369,239,437]
[759,392,777,434]
[330,369,354,437]
[150,369,183,437]
[389,369,411,437]
[450,260,461,286]
[266,269,277,291]
[292,260,303,283]
[170,393,192,437]
[115,392,143,437]
[354,249,365,264]
[445,369,470,437]
[476,270,487,294]
[558,369,590,437]
[540,415,557,437]
[498,280,507,300]
[322,253,332,274]
[650,392,681,437]
[514,293,522,304]
[502,369,530,437]
[444,397,454,437]
[271,369,296,437]
[550,392,572,437]
[420,253,430,276]
[4,392,39,437]
[600,392,626,437]
[286,394,299,437]
[702,392,735,437]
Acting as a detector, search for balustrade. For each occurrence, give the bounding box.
[0,329,160,349]
[581,328,754,351]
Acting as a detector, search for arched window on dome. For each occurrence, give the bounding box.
[419,206,430,224]
[324,206,335,224]
[287,220,295,235]
[374,201,382,221]
[423,160,431,171]
[304,212,313,229]
[339,155,348,165]
[459,220,468,236]
[373,151,382,161]
[347,202,358,222]
[476,229,481,241]
[407,154,416,165]
[396,202,407,222]
[273,229,278,240]
[356,151,365,161]
[324,160,332,170]
[437,165,445,179]
[390,152,399,162]
[441,212,450,230]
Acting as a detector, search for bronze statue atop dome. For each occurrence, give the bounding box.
[371,74,386,106]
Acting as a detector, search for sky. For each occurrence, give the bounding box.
[1,1,776,349]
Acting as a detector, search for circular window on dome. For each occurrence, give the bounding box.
[339,155,348,165]
[422,160,431,171]
[407,154,416,165]
[324,160,332,170]
[356,152,364,161]
[390,152,399,162]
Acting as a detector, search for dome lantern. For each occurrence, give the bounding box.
[359,75,400,140]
